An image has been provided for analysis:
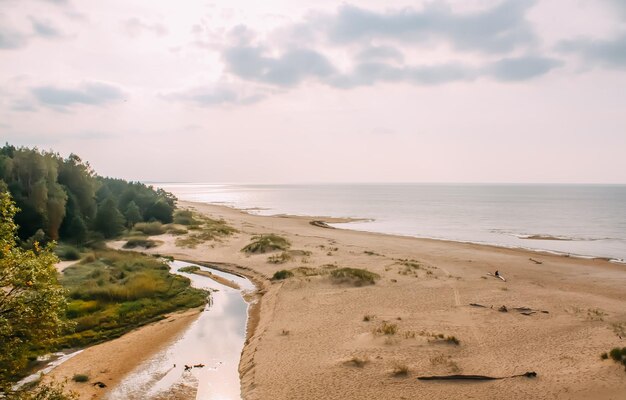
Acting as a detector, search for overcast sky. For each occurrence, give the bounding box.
[1,0,625,183]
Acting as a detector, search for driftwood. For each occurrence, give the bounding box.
[469,304,549,315]
[418,371,537,381]
[310,220,334,229]
[529,258,543,264]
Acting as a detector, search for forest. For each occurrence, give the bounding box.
[0,144,176,245]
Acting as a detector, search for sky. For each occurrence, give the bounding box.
[1,0,625,184]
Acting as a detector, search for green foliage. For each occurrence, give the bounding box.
[330,268,380,286]
[6,380,78,399]
[54,245,81,261]
[124,201,142,228]
[174,217,236,248]
[0,144,177,243]
[0,191,68,388]
[123,238,159,249]
[71,374,88,383]
[178,265,200,273]
[603,347,626,372]
[241,234,290,254]
[173,210,201,226]
[271,270,294,280]
[94,198,125,238]
[57,250,207,349]
[133,222,166,236]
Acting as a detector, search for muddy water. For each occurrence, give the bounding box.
[106,261,255,400]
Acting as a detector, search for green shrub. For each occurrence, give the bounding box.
[271,270,294,280]
[123,237,159,249]
[242,234,291,254]
[173,210,201,225]
[330,268,379,286]
[55,244,82,261]
[133,222,166,235]
[179,265,200,273]
[72,374,89,382]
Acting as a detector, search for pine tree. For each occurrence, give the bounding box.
[94,198,125,238]
[124,201,142,228]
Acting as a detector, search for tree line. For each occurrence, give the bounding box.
[0,144,176,245]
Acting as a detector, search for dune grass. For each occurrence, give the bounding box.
[242,234,291,254]
[133,221,167,235]
[57,250,207,348]
[174,214,237,248]
[602,347,626,371]
[330,267,379,286]
[123,237,159,249]
[271,269,294,281]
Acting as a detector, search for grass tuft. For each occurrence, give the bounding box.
[72,374,89,383]
[133,221,166,235]
[123,237,159,249]
[330,268,379,286]
[271,269,294,281]
[242,234,291,254]
[374,321,398,336]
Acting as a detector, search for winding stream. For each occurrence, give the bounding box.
[106,261,255,400]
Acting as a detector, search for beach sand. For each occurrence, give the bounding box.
[51,201,626,399]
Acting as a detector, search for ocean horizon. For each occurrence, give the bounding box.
[157,183,626,263]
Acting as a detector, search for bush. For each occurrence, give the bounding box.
[55,245,81,261]
[133,222,166,235]
[72,374,89,382]
[173,210,200,226]
[330,268,379,286]
[271,270,294,281]
[391,362,409,377]
[242,234,290,254]
[123,238,159,249]
[179,265,200,273]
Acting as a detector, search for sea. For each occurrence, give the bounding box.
[155,183,626,263]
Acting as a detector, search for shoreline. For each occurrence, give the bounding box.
[48,200,626,399]
[201,201,626,264]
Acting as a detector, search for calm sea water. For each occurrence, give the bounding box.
[157,183,626,263]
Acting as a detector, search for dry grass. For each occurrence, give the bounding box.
[373,321,398,336]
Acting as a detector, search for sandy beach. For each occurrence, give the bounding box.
[50,200,626,399]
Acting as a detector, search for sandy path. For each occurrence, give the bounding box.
[46,309,201,399]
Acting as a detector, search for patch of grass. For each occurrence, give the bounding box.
[267,252,292,264]
[391,362,409,377]
[57,250,207,349]
[72,374,89,382]
[601,352,609,360]
[123,237,159,249]
[166,226,188,235]
[603,347,626,371]
[173,210,202,226]
[363,250,382,256]
[271,269,294,281]
[429,353,460,373]
[363,314,374,322]
[374,321,398,336]
[55,244,82,261]
[242,234,291,254]
[330,268,379,286]
[179,265,200,273]
[174,216,237,248]
[133,221,167,235]
[587,308,607,321]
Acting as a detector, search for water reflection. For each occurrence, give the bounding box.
[107,261,254,400]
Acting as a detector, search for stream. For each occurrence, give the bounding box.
[105,260,255,400]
